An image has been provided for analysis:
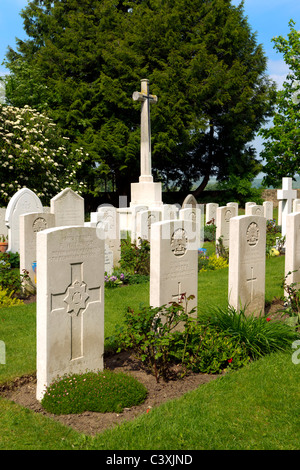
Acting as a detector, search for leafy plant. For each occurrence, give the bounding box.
[203,222,216,242]
[0,251,20,268]
[0,234,8,243]
[0,259,29,296]
[41,370,148,415]
[119,236,150,275]
[280,271,300,326]
[170,322,251,374]
[0,287,24,307]
[198,252,228,272]
[198,305,299,359]
[215,236,229,260]
[117,295,196,382]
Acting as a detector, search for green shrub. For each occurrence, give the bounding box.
[198,306,299,359]
[0,258,29,295]
[117,295,196,382]
[41,370,148,415]
[198,252,228,272]
[0,287,24,308]
[170,323,251,374]
[203,223,216,242]
[0,251,20,268]
[119,236,150,275]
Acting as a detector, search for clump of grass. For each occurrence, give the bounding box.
[198,305,299,359]
[41,370,148,415]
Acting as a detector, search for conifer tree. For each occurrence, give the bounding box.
[2,0,276,196]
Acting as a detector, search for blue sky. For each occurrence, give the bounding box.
[0,0,300,159]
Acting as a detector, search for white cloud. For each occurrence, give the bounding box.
[267,59,290,89]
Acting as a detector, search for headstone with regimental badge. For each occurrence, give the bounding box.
[228,215,266,316]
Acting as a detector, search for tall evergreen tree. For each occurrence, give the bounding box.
[2,0,276,196]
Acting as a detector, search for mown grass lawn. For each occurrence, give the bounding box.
[1,253,298,450]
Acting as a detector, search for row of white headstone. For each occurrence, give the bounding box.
[35,207,300,401]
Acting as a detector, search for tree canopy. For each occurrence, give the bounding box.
[259,20,300,188]
[2,0,276,196]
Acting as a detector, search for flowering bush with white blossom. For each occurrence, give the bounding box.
[0,104,87,205]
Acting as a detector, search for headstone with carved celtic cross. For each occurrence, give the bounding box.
[36,226,105,401]
[228,215,266,316]
[131,79,163,207]
[150,219,199,330]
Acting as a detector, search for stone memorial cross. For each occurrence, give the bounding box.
[277,177,297,237]
[132,79,158,183]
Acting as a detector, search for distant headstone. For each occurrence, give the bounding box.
[206,203,218,224]
[277,177,297,237]
[216,205,237,249]
[5,188,43,253]
[227,202,239,212]
[285,212,300,290]
[20,212,55,285]
[263,201,273,220]
[130,205,148,243]
[0,208,8,239]
[93,205,121,267]
[228,215,266,316]
[182,194,198,209]
[136,209,162,241]
[50,188,84,227]
[245,202,256,215]
[293,199,300,213]
[248,205,264,217]
[150,219,198,327]
[36,226,105,401]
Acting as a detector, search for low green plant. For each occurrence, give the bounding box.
[0,251,20,268]
[117,295,196,382]
[280,271,300,326]
[170,321,251,373]
[111,268,149,285]
[0,287,24,307]
[203,222,216,242]
[198,305,299,359]
[119,236,150,275]
[266,219,284,257]
[41,370,148,415]
[0,258,29,295]
[198,252,228,272]
[215,236,229,260]
[104,273,123,288]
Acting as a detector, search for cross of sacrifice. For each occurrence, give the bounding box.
[51,263,101,360]
[246,266,257,302]
[277,177,297,237]
[132,79,158,183]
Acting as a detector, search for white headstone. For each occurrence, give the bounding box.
[277,177,297,237]
[216,205,237,249]
[36,226,105,401]
[0,208,8,240]
[130,205,148,242]
[285,212,300,290]
[248,205,264,217]
[206,203,218,224]
[227,202,239,212]
[50,188,84,227]
[136,209,162,241]
[150,219,198,325]
[5,188,43,253]
[245,202,256,215]
[161,204,179,221]
[293,199,300,213]
[228,215,266,316]
[105,245,114,275]
[263,201,273,220]
[19,212,56,285]
[93,205,121,267]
